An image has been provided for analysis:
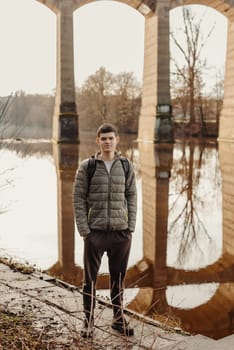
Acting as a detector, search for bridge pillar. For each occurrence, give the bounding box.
[138,1,174,143]
[53,2,78,143]
[219,19,234,142]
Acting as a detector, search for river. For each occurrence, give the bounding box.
[0,132,233,340]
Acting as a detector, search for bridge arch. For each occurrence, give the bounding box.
[35,0,154,143]
[35,0,154,16]
[171,0,234,18]
[34,0,234,143]
[35,0,58,14]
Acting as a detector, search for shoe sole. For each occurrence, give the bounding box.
[81,328,93,338]
[111,324,134,336]
[81,331,93,338]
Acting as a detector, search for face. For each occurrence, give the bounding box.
[96,132,119,154]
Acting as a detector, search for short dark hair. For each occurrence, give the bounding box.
[96,123,118,137]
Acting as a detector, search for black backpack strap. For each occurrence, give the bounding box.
[120,157,130,181]
[87,156,96,193]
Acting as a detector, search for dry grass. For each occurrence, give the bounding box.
[0,309,59,350]
[0,258,187,349]
[0,256,35,274]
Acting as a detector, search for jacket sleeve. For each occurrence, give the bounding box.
[125,161,137,232]
[72,159,90,237]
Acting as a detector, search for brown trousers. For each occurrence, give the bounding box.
[83,229,132,321]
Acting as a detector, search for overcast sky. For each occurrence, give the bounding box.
[0,0,228,96]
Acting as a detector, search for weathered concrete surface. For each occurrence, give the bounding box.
[0,263,233,349]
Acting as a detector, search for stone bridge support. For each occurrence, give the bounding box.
[138,0,174,143]
[36,0,79,143]
[52,2,78,143]
[219,18,234,141]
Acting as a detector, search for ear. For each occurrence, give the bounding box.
[116,135,120,144]
[96,136,100,146]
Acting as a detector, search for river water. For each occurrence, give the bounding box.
[0,132,233,340]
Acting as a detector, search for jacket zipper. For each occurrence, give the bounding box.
[88,208,92,223]
[105,159,117,231]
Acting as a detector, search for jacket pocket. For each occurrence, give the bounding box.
[122,207,128,223]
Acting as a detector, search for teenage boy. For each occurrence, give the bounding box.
[73,123,137,337]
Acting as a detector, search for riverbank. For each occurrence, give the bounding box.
[0,258,233,349]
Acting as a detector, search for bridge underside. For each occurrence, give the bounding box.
[35,0,234,142]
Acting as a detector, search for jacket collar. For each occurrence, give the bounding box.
[95,151,122,160]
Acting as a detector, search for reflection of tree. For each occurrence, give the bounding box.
[168,142,221,266]
[0,168,15,215]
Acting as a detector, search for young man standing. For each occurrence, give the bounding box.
[73,123,137,338]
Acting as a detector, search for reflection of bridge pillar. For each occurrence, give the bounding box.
[138,0,174,143]
[53,2,78,143]
[53,144,78,272]
[219,19,234,141]
[154,143,173,285]
[218,141,234,257]
[139,142,173,286]
[139,142,156,261]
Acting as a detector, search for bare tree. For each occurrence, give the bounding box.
[0,93,14,139]
[113,72,141,132]
[0,91,53,139]
[77,67,141,133]
[80,66,115,123]
[212,69,224,131]
[170,7,215,129]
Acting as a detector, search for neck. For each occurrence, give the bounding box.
[100,152,115,161]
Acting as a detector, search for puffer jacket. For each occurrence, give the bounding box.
[72,153,137,237]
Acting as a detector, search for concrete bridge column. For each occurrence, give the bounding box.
[219,19,234,141]
[138,1,174,143]
[53,2,78,143]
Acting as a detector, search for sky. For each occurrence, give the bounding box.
[0,0,228,96]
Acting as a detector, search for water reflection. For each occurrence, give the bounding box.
[128,140,233,339]
[0,141,57,266]
[168,142,222,269]
[0,136,233,339]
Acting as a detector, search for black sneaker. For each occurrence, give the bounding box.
[80,318,94,338]
[111,318,134,336]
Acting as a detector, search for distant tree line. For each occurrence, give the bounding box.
[0,68,141,139]
[0,91,54,139]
